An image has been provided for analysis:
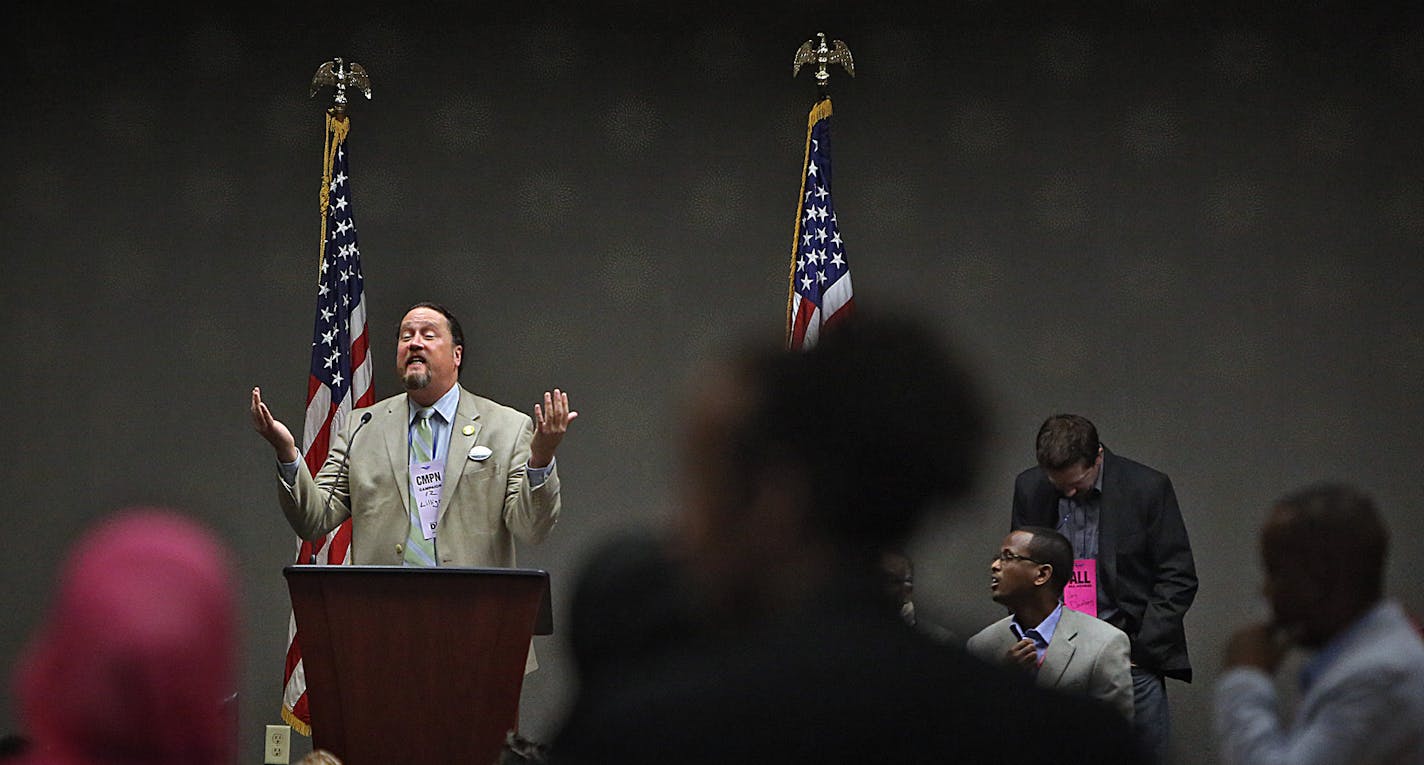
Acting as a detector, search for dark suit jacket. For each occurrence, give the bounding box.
[1012,449,1197,681]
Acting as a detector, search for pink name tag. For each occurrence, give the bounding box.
[1064,558,1098,617]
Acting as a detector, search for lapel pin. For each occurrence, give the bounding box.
[468,445,492,461]
[462,424,475,436]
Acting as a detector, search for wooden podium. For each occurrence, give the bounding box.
[284,566,553,765]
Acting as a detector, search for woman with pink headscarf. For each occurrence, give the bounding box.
[11,508,238,765]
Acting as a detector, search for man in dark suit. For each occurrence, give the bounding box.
[1011,414,1197,763]
[550,316,1144,764]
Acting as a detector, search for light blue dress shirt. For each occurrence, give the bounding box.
[279,383,553,487]
[1011,602,1065,666]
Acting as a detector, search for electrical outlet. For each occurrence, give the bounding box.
[265,724,291,765]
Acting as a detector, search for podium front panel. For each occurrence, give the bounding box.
[285,566,549,765]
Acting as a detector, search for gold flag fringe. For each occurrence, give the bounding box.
[281,703,313,738]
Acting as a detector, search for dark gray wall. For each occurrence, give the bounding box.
[3,3,1421,763]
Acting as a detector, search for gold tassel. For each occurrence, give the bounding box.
[318,111,352,274]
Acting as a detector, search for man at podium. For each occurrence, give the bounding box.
[250,301,576,569]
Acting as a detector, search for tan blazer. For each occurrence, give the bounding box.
[279,386,560,567]
[966,607,1134,722]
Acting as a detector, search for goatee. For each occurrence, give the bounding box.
[403,369,431,391]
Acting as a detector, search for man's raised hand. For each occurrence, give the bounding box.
[530,388,578,469]
[250,387,300,463]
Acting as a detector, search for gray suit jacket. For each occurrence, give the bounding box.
[1214,600,1424,765]
[279,386,560,567]
[967,607,1135,721]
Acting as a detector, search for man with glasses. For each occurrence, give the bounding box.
[1011,414,1197,763]
[967,527,1134,721]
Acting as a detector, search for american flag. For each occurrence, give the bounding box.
[280,113,375,735]
[786,98,854,350]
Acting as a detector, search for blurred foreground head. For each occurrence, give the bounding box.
[15,508,237,765]
[1260,482,1388,647]
[675,312,986,618]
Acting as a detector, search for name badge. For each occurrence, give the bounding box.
[409,461,443,541]
[1065,558,1098,617]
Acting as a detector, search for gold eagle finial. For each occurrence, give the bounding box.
[793,32,854,96]
[310,57,372,117]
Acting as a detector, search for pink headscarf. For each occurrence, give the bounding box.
[14,508,237,765]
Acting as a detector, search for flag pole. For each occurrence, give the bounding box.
[281,57,375,737]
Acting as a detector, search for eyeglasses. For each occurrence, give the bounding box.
[992,550,1045,565]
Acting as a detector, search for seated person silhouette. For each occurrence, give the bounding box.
[550,313,1143,764]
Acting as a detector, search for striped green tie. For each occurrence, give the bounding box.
[403,407,438,566]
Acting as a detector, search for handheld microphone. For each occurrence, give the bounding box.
[314,411,373,563]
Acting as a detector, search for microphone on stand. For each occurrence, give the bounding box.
[313,411,373,564]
